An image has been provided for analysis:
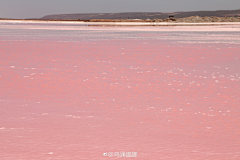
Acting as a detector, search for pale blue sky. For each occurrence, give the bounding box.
[1,0,240,19]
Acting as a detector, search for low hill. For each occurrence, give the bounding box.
[41,9,240,20]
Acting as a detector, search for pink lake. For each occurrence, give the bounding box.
[0,22,240,160]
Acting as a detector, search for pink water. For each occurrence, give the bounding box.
[0,23,240,159]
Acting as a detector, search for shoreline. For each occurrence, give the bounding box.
[1,19,240,26]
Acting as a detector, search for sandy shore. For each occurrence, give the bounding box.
[1,19,240,26]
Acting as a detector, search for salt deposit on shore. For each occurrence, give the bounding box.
[1,19,240,26]
[1,20,240,33]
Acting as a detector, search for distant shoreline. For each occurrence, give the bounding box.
[40,9,240,20]
[1,19,240,26]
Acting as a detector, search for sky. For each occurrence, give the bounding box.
[0,0,240,19]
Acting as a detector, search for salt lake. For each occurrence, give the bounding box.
[0,21,240,159]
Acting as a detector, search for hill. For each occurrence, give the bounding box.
[41,9,240,20]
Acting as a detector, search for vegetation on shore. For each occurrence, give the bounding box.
[1,9,240,23]
[41,9,240,20]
